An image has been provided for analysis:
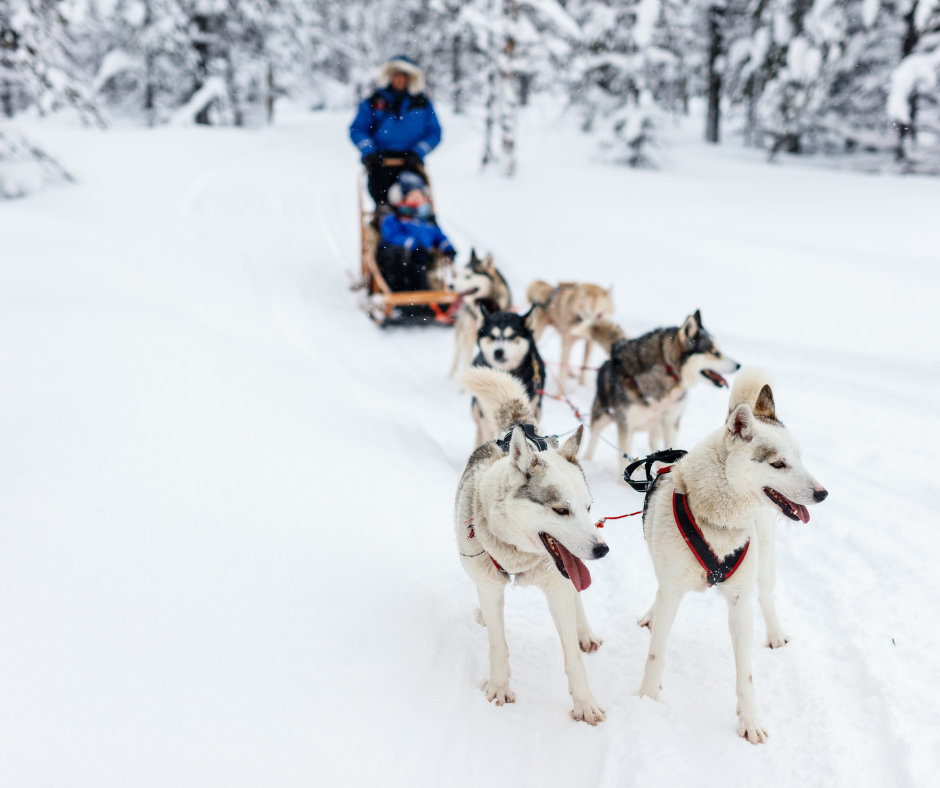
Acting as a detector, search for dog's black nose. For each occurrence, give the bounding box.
[592,543,609,559]
[814,489,828,502]
[734,362,741,371]
[494,349,504,361]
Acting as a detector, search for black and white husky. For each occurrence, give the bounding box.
[456,367,609,724]
[470,307,545,447]
[636,370,828,743]
[450,251,512,375]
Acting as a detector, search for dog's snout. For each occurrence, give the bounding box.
[592,543,609,560]
[493,349,505,361]
[813,488,829,502]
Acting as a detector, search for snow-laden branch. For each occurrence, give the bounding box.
[889,49,940,123]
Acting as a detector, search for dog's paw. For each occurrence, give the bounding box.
[483,681,515,706]
[570,696,605,725]
[474,608,486,627]
[637,608,653,630]
[737,716,769,744]
[579,631,603,653]
[765,631,789,649]
[638,683,661,702]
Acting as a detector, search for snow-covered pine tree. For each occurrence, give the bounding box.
[0,0,101,123]
[469,0,578,175]
[567,0,676,166]
[888,0,940,169]
[99,0,194,123]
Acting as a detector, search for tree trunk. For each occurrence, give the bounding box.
[481,64,497,167]
[225,51,242,127]
[266,61,275,125]
[481,1,499,168]
[144,51,156,127]
[897,0,920,160]
[706,4,723,143]
[452,33,463,114]
[142,0,155,127]
[1,81,13,118]
[500,0,519,177]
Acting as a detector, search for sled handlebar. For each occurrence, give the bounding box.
[382,157,405,166]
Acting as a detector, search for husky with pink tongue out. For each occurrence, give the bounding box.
[636,369,828,744]
[456,367,610,724]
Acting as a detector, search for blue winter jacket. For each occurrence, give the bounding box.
[381,213,454,256]
[349,88,442,160]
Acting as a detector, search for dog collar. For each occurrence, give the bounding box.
[672,492,749,586]
[495,423,549,453]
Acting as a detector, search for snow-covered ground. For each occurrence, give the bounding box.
[1,104,938,787]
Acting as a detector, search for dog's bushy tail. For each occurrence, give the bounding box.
[525,280,554,338]
[728,368,772,414]
[459,368,534,435]
[571,318,627,354]
[526,279,555,307]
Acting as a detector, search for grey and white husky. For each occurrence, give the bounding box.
[581,311,740,469]
[456,367,609,724]
[636,370,828,743]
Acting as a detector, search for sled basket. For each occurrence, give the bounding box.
[357,164,459,327]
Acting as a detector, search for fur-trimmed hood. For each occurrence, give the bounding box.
[376,56,426,95]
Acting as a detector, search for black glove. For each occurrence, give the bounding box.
[403,151,423,170]
[361,152,381,170]
[442,248,456,260]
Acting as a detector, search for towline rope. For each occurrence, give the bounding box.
[593,510,643,529]
[536,384,639,465]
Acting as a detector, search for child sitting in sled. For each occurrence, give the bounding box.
[377,171,455,292]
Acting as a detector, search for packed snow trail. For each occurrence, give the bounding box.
[0,106,938,787]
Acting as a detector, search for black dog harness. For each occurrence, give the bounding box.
[625,449,749,586]
[495,423,550,453]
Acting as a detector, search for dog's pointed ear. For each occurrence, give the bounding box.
[470,248,478,262]
[678,313,699,342]
[559,425,583,463]
[521,303,538,331]
[482,253,495,271]
[754,384,776,421]
[509,426,533,475]
[479,302,492,318]
[693,309,702,327]
[727,404,755,443]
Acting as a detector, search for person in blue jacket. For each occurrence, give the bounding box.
[350,55,442,205]
[377,171,455,292]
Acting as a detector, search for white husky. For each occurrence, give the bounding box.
[637,369,828,743]
[456,367,609,724]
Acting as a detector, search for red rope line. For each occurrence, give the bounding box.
[594,510,643,528]
[536,388,583,421]
[544,360,602,373]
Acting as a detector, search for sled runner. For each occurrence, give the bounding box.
[357,160,459,327]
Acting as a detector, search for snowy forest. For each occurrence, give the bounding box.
[2,0,940,172]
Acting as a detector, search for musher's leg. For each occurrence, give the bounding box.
[367,165,402,206]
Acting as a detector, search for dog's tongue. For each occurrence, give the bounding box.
[794,503,810,523]
[557,542,591,592]
[704,370,728,387]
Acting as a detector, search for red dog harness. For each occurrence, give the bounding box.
[624,451,749,587]
[672,490,749,586]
